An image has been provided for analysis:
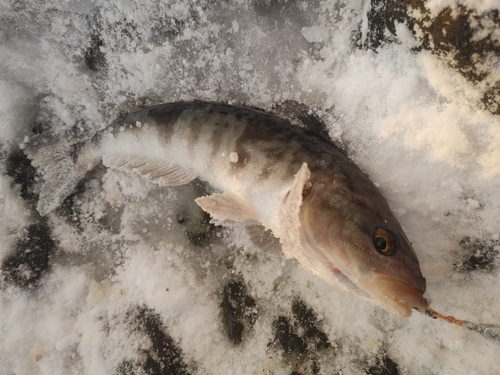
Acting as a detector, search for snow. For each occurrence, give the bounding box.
[301,26,328,43]
[1,1,499,374]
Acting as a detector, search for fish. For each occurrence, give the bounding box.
[27,100,428,317]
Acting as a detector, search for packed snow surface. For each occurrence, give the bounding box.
[1,1,499,374]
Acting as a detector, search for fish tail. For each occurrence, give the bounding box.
[25,135,91,216]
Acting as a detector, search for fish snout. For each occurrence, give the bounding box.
[375,275,429,317]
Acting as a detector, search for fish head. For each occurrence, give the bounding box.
[300,181,428,317]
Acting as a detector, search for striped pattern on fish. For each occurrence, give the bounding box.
[27,101,427,317]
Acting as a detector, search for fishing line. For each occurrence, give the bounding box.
[423,307,500,345]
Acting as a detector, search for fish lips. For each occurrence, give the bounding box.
[370,274,428,317]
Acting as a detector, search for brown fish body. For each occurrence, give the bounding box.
[29,101,427,316]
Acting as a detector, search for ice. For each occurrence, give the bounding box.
[1,0,500,374]
[301,26,328,43]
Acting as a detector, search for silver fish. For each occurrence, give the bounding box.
[28,101,427,317]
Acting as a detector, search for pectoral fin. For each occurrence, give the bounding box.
[102,155,197,186]
[195,192,258,222]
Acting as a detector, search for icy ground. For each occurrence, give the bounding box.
[1,1,500,374]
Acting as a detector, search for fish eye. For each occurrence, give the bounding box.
[373,228,395,255]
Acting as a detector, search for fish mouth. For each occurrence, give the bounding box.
[371,275,428,317]
[328,266,427,317]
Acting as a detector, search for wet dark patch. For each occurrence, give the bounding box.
[220,281,258,344]
[48,161,123,237]
[273,316,308,356]
[84,27,105,71]
[149,4,200,47]
[253,0,308,25]
[185,211,214,247]
[291,299,331,351]
[453,236,499,273]
[365,352,399,375]
[254,0,287,15]
[176,213,189,225]
[178,208,219,248]
[55,163,107,229]
[1,220,56,289]
[270,298,332,372]
[173,178,222,248]
[95,204,124,235]
[30,95,58,136]
[149,15,185,47]
[110,19,141,52]
[245,224,282,254]
[30,95,94,140]
[115,306,190,375]
[290,359,322,375]
[5,149,39,203]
